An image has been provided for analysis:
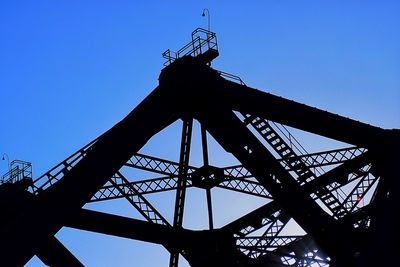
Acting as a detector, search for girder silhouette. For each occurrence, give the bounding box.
[0,30,399,267]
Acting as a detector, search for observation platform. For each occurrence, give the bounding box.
[162,28,219,66]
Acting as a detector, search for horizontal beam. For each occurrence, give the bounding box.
[91,175,271,203]
[257,235,329,266]
[236,236,300,249]
[217,179,272,198]
[91,176,182,202]
[65,208,192,249]
[125,153,196,176]
[287,147,367,168]
[303,152,371,193]
[66,208,245,267]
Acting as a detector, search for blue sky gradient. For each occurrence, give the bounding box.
[1,1,399,266]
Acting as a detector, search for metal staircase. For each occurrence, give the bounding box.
[211,65,351,219]
[242,114,348,219]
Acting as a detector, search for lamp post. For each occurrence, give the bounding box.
[202,8,211,32]
[2,153,10,171]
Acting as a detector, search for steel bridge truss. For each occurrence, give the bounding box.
[0,30,398,267]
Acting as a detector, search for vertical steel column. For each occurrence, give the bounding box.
[357,143,400,267]
[170,118,193,267]
[201,124,214,230]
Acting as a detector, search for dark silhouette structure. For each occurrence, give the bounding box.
[0,28,398,267]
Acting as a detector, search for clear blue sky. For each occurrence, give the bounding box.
[0,1,399,266]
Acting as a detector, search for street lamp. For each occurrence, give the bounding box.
[202,8,210,32]
[2,153,10,171]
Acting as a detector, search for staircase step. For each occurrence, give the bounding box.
[320,194,331,200]
[291,163,305,171]
[275,144,287,152]
[258,124,271,132]
[267,135,280,143]
[286,156,298,162]
[282,156,295,164]
[324,197,335,204]
[335,210,346,217]
[280,148,292,156]
[299,171,313,180]
[252,118,264,127]
[243,114,256,124]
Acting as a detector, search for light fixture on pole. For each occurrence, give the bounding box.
[202,8,211,32]
[2,153,10,171]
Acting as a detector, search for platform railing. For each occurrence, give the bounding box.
[0,160,32,185]
[162,28,218,66]
[217,70,246,86]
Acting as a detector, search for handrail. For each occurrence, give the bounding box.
[31,139,98,193]
[162,28,218,66]
[217,70,246,86]
[177,36,202,57]
[0,160,32,185]
[162,49,177,66]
